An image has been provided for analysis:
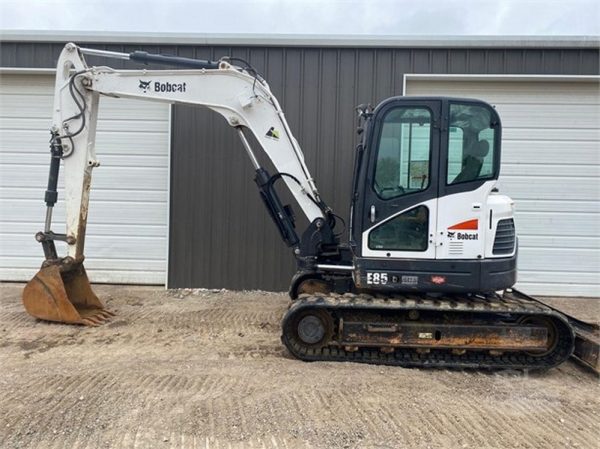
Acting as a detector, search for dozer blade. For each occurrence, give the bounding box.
[22,263,114,325]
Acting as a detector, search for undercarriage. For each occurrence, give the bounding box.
[282,289,575,370]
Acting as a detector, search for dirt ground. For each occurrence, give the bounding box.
[0,283,598,449]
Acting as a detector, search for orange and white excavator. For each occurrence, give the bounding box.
[22,43,598,371]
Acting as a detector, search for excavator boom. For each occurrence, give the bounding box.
[23,43,331,325]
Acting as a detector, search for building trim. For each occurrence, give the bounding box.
[402,73,600,94]
[0,67,56,75]
[165,105,173,289]
[1,30,599,48]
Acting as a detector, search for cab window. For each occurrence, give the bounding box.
[374,107,432,199]
[447,103,497,185]
[368,205,429,251]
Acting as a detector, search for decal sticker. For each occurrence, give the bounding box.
[401,275,418,286]
[431,275,446,285]
[138,80,187,93]
[448,232,478,241]
[448,219,479,240]
[366,272,388,285]
[139,80,152,92]
[448,219,478,230]
[265,127,280,140]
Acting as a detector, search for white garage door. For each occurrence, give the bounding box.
[406,77,600,297]
[0,72,170,284]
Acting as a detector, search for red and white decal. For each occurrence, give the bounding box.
[448,219,478,230]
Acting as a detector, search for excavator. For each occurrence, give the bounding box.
[21,43,598,371]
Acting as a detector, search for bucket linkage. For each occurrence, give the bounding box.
[22,131,113,326]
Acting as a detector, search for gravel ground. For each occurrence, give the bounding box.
[0,282,598,449]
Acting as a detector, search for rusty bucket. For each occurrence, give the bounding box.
[22,262,114,325]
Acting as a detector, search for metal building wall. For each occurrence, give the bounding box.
[1,41,598,290]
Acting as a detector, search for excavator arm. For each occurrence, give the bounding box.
[23,42,335,325]
[51,43,328,259]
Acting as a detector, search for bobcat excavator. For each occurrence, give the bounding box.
[22,43,596,371]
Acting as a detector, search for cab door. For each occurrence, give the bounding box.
[359,99,441,260]
[435,101,501,260]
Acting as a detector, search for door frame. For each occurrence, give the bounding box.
[359,98,442,259]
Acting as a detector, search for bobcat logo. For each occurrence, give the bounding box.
[447,231,456,239]
[139,80,152,93]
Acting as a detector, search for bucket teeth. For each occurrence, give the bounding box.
[81,318,100,327]
[81,312,112,326]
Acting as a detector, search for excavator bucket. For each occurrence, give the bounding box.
[22,263,114,326]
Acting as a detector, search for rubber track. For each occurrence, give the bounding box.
[281,290,575,370]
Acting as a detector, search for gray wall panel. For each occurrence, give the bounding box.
[1,42,598,290]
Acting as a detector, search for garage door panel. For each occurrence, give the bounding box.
[2,221,167,238]
[520,235,600,249]
[0,94,168,122]
[1,165,167,191]
[99,97,168,121]
[501,163,598,178]
[519,247,598,272]
[501,140,599,164]
[517,280,598,297]
[0,117,165,133]
[2,257,166,271]
[0,73,169,284]
[498,176,598,200]
[515,199,599,214]
[2,235,166,260]
[0,152,168,168]
[1,267,164,284]
[517,271,598,285]
[407,80,599,104]
[0,186,167,203]
[0,95,53,117]
[1,256,166,273]
[503,128,600,142]
[0,75,55,93]
[406,78,599,296]
[0,199,167,226]
[1,130,169,159]
[497,105,600,128]
[515,211,598,237]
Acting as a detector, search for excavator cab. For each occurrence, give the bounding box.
[349,97,516,293]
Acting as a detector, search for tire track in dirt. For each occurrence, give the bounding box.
[26,373,117,449]
[515,399,598,448]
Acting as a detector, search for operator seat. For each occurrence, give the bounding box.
[452,139,489,184]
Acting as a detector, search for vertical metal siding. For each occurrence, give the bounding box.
[1,42,598,290]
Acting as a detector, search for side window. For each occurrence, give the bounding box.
[447,103,497,185]
[374,107,432,199]
[368,205,429,251]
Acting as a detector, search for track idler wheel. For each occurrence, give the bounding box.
[22,262,114,326]
[289,309,333,350]
[518,316,559,357]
